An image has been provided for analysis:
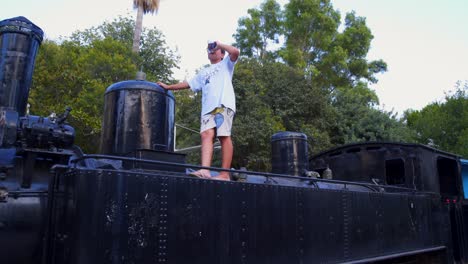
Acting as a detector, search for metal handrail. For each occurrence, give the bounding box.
[69,154,434,194]
[174,123,220,153]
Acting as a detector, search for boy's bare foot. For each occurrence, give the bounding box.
[212,172,230,181]
[189,169,211,179]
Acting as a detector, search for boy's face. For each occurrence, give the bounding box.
[208,48,224,63]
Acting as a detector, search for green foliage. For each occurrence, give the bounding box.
[282,2,387,90]
[231,0,408,166]
[232,59,286,170]
[69,15,179,82]
[172,58,334,171]
[30,16,179,152]
[139,28,180,82]
[330,84,415,144]
[27,2,459,173]
[172,90,203,164]
[282,0,340,72]
[234,0,283,61]
[30,38,137,152]
[234,1,387,89]
[228,59,334,170]
[405,81,468,157]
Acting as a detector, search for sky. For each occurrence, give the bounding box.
[2,0,468,115]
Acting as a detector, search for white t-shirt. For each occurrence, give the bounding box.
[188,56,237,116]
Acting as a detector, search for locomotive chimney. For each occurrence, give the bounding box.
[0,16,44,115]
[99,72,175,155]
[271,131,309,176]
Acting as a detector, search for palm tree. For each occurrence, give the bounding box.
[132,0,160,53]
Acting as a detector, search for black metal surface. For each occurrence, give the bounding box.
[100,80,175,155]
[0,149,73,264]
[71,154,419,193]
[18,114,75,149]
[0,16,43,115]
[48,167,452,264]
[0,192,47,263]
[271,131,308,176]
[0,109,18,148]
[309,142,461,194]
[123,149,186,172]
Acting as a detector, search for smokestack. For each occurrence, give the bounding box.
[0,16,44,115]
[271,131,309,176]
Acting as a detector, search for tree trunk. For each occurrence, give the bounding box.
[132,5,144,53]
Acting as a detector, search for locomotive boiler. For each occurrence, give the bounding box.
[0,16,76,264]
[1,16,468,264]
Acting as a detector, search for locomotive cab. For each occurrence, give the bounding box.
[310,142,468,263]
[309,142,463,193]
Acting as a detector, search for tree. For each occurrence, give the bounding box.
[228,58,334,170]
[234,0,387,90]
[233,1,401,146]
[30,39,137,152]
[281,0,340,73]
[132,0,160,53]
[405,81,468,157]
[331,83,415,144]
[231,59,286,170]
[69,16,179,82]
[30,16,179,152]
[234,0,283,61]
[282,1,387,90]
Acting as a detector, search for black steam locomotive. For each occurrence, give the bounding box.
[1,16,468,264]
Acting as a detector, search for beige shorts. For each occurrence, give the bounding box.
[200,107,235,137]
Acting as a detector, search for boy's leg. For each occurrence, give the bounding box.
[200,128,215,168]
[190,128,215,178]
[213,136,232,180]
